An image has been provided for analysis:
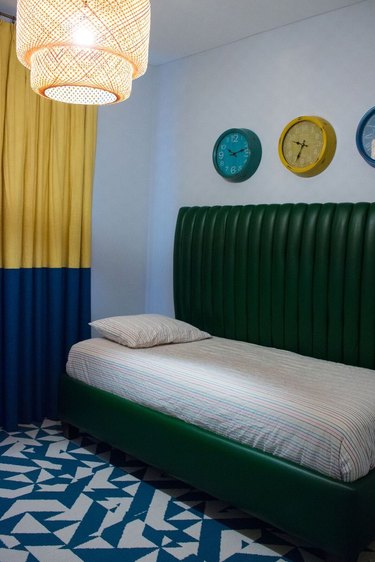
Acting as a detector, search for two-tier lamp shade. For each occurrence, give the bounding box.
[16,0,151,105]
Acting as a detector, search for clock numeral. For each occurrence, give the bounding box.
[231,134,239,142]
[221,144,227,150]
[218,151,224,159]
[231,166,237,174]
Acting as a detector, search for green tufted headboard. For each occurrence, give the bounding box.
[174,203,375,370]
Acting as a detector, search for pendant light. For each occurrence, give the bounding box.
[16,0,151,105]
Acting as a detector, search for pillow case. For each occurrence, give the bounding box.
[89,314,211,349]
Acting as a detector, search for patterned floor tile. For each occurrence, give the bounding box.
[0,420,374,562]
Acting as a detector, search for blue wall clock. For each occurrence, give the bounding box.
[356,107,375,167]
[212,128,262,182]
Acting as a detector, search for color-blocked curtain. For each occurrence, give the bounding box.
[0,21,97,430]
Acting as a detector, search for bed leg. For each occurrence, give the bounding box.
[61,421,80,439]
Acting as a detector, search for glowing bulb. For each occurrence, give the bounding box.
[73,24,95,46]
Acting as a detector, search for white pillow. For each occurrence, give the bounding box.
[89,314,211,349]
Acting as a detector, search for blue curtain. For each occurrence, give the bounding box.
[0,269,91,431]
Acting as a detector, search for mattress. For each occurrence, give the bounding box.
[66,336,375,482]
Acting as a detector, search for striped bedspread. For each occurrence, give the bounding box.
[66,336,375,482]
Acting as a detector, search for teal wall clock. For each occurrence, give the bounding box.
[212,128,262,182]
[356,107,375,167]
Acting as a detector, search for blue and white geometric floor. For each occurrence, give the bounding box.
[1,420,375,562]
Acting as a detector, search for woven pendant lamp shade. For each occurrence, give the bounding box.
[16,0,151,105]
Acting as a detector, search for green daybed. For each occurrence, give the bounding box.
[60,202,375,562]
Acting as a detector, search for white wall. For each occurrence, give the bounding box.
[91,0,375,320]
[91,66,157,320]
[146,0,375,315]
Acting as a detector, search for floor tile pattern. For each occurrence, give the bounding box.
[1,420,375,562]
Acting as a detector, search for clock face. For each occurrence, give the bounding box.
[278,116,336,177]
[216,131,250,177]
[213,128,262,182]
[282,120,323,168]
[362,114,375,158]
[356,107,375,167]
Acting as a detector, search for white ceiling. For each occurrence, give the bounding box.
[0,0,365,65]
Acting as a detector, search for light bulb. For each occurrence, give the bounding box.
[73,24,95,46]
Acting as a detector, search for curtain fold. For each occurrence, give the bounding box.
[0,21,97,430]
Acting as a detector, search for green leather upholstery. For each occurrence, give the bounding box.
[174,203,375,369]
[60,201,375,561]
[60,373,375,561]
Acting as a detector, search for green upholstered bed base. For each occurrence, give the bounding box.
[60,203,375,561]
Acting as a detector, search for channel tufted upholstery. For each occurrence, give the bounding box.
[174,203,375,370]
[61,200,375,561]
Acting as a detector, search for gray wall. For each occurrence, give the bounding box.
[92,0,375,320]
[91,66,157,320]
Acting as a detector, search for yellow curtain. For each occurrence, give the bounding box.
[0,20,97,270]
[0,20,98,431]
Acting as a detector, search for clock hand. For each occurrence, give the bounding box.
[228,147,246,157]
[295,139,308,160]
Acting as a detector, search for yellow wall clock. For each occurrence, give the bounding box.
[278,116,336,177]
